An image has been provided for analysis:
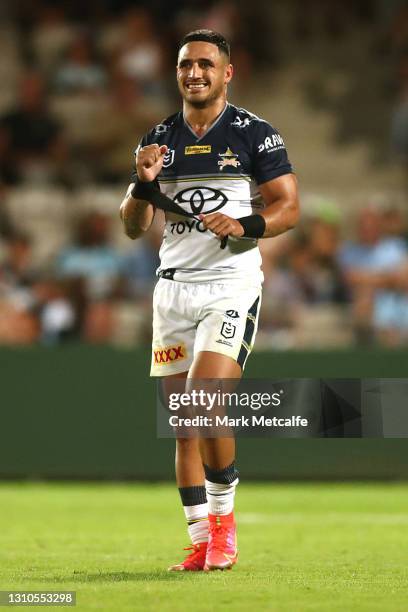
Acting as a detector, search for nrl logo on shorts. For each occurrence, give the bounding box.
[220,321,236,339]
[163,148,175,168]
[218,147,241,171]
[154,343,186,365]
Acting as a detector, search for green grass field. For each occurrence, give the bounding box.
[1,483,407,611]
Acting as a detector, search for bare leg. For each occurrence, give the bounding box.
[188,351,242,469]
[162,371,205,487]
[164,372,209,566]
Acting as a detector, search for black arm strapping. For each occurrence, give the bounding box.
[236,214,266,238]
[130,178,237,249]
[131,179,192,217]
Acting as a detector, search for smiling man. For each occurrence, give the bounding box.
[120,30,299,571]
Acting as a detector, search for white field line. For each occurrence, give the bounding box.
[236,512,408,525]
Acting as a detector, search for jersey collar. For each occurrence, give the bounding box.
[182,103,229,142]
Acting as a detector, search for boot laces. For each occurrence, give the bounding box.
[210,523,229,550]
[182,543,205,562]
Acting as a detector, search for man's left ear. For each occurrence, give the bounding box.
[225,64,233,84]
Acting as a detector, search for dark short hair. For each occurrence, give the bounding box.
[178,29,230,59]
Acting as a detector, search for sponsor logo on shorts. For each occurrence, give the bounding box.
[225,310,239,318]
[221,321,236,339]
[153,344,186,365]
[216,338,233,347]
[185,145,212,155]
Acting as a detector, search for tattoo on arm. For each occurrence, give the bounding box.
[120,185,154,238]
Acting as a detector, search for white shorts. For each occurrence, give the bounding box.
[150,278,262,377]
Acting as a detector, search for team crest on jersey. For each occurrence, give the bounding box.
[218,148,241,171]
[163,148,175,168]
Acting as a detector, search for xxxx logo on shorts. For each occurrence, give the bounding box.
[153,344,187,365]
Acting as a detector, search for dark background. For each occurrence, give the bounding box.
[2,346,408,479]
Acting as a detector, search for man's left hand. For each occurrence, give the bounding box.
[199,213,244,239]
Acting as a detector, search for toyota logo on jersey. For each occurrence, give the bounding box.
[173,187,227,216]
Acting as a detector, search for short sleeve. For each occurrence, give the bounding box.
[251,121,293,185]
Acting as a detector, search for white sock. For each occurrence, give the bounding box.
[183,503,209,544]
[205,478,239,516]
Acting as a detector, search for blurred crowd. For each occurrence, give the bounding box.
[0,0,266,187]
[0,0,404,186]
[389,2,408,171]
[259,203,408,348]
[1,198,407,348]
[0,0,407,349]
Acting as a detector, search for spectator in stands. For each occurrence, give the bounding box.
[260,234,312,336]
[0,183,14,240]
[391,56,408,168]
[89,73,161,182]
[0,232,39,344]
[53,33,107,94]
[306,218,348,304]
[56,212,123,301]
[32,5,75,74]
[0,72,68,185]
[122,213,163,299]
[32,277,78,345]
[258,217,347,345]
[114,8,165,98]
[339,207,408,346]
[389,3,408,54]
[263,217,347,308]
[382,206,408,243]
[0,231,36,297]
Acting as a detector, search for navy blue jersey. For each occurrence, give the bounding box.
[131,103,293,283]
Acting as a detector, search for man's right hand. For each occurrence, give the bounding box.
[136,144,168,183]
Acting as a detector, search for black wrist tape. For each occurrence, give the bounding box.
[130,178,157,200]
[130,178,231,250]
[237,214,266,238]
[131,178,190,217]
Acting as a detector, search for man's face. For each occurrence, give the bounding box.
[177,41,233,109]
[357,210,381,245]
